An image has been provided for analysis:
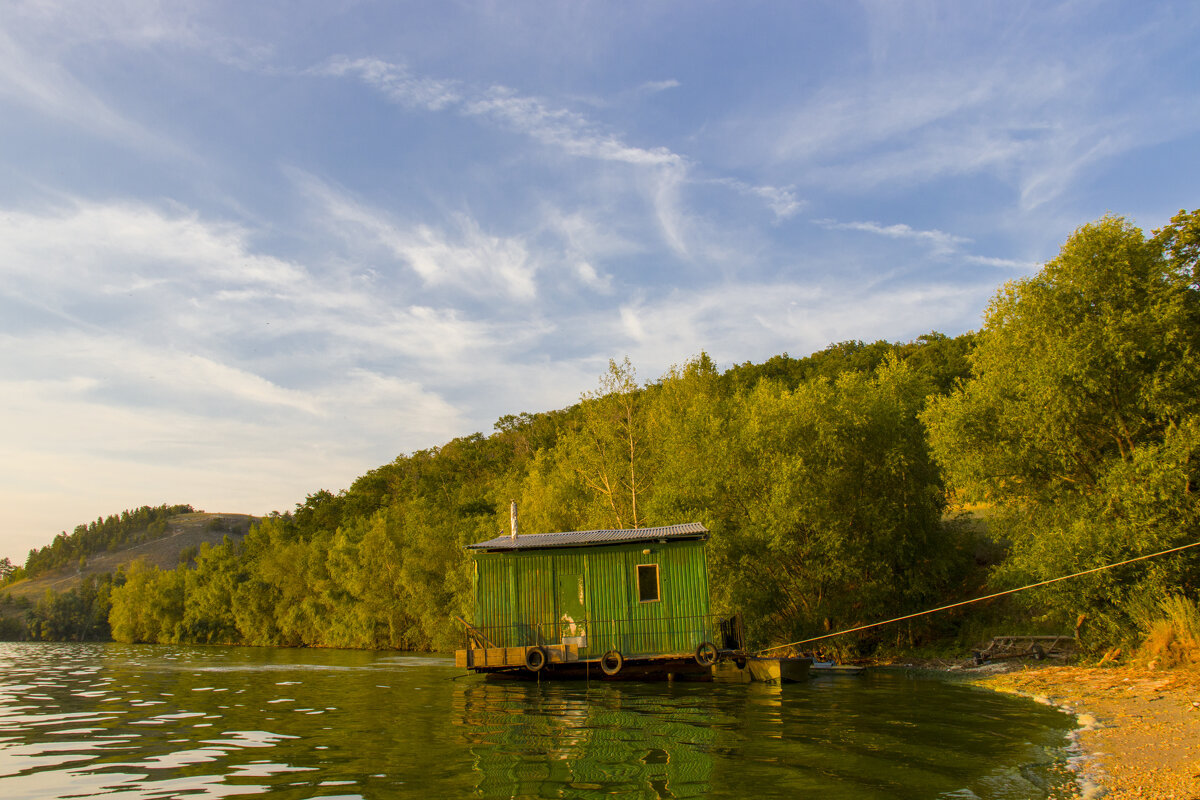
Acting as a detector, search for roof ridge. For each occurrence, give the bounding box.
[465,521,708,551]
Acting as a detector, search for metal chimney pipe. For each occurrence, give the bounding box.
[510,500,518,539]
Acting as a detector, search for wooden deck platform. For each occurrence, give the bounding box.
[455,644,579,669]
[456,645,813,684]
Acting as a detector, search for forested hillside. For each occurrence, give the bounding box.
[9,210,1197,661]
[104,339,978,653]
[0,511,256,642]
[4,504,196,585]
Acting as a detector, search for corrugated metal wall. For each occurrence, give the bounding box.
[471,540,712,659]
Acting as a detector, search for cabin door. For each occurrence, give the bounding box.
[556,570,587,648]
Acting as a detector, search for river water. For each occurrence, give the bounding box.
[0,642,1076,799]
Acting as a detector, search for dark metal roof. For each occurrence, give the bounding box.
[465,522,709,552]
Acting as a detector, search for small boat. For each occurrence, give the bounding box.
[711,655,812,683]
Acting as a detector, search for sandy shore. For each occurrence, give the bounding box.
[975,665,1200,799]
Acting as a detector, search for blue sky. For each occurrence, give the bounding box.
[2,0,1198,561]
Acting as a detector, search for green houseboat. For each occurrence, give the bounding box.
[455,520,742,679]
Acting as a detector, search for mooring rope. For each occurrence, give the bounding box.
[756,539,1200,655]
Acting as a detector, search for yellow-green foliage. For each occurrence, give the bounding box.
[924,210,1200,653]
[1137,594,1200,668]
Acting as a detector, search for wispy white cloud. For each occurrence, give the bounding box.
[398,220,537,299]
[0,26,169,153]
[599,277,991,373]
[647,166,691,257]
[1,332,321,415]
[317,57,462,110]
[539,208,637,267]
[319,57,683,168]
[816,218,969,256]
[464,86,684,167]
[815,216,1037,273]
[289,170,540,301]
[772,72,1002,166]
[0,198,514,384]
[573,261,612,293]
[1,0,278,70]
[0,194,606,434]
[534,208,650,295]
[0,202,306,290]
[315,55,799,238]
[963,254,1038,271]
[636,79,681,95]
[709,178,803,220]
[0,1,265,159]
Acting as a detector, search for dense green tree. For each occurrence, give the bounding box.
[641,353,731,529]
[554,357,661,530]
[109,560,186,644]
[27,575,114,641]
[713,358,957,649]
[1156,207,1200,286]
[181,541,243,643]
[925,212,1200,649]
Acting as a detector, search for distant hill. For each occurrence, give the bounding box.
[2,512,258,603]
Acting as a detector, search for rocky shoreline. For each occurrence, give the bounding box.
[973,665,1200,799]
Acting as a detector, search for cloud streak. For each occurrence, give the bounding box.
[291,171,541,301]
[321,57,684,169]
[816,219,969,256]
[316,55,800,237]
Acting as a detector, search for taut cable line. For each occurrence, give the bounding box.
[756,539,1200,655]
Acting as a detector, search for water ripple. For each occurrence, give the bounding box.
[0,642,1076,800]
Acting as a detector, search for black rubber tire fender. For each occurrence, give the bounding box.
[600,650,624,676]
[695,641,719,666]
[524,646,547,672]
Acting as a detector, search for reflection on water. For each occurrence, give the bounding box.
[455,680,721,798]
[0,642,1075,800]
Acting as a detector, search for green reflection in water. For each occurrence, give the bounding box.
[0,643,1075,800]
[451,675,1076,800]
[455,679,721,798]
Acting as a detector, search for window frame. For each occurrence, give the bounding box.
[636,563,660,603]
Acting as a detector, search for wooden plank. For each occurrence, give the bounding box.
[477,647,509,667]
[460,644,581,671]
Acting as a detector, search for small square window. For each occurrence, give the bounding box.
[637,564,660,603]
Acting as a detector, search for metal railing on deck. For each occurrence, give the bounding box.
[462,614,744,660]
